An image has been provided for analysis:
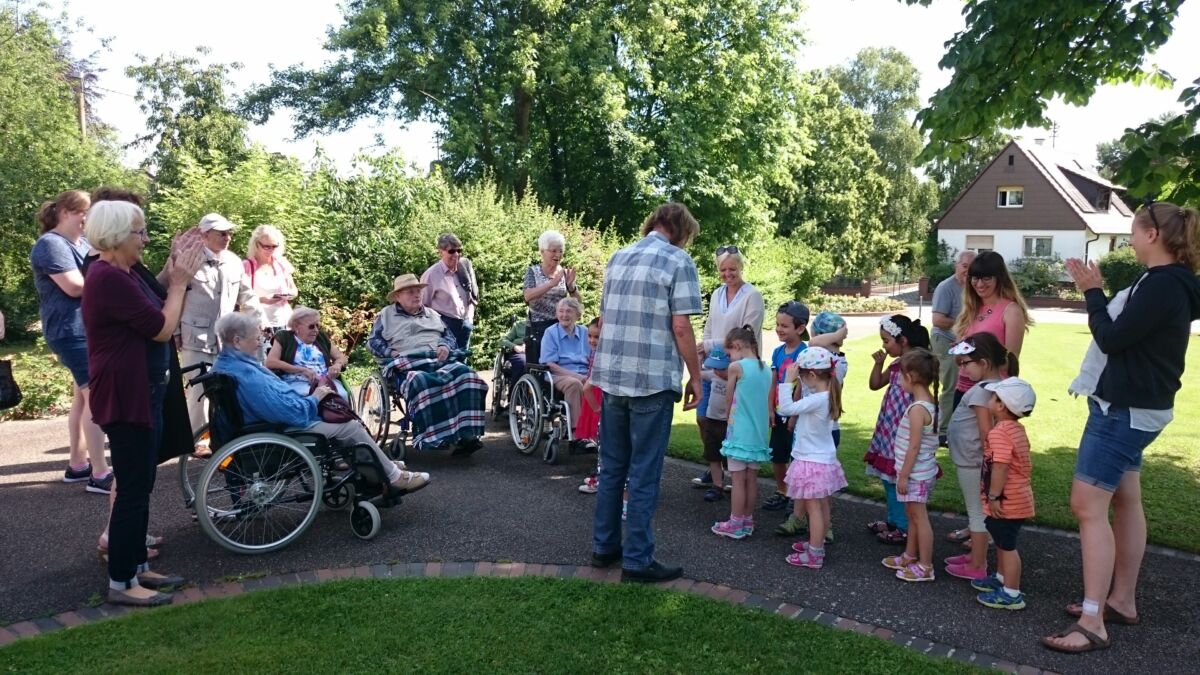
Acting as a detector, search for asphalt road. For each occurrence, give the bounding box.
[1,415,1197,674]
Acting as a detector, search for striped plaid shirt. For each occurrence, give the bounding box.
[591,231,702,397]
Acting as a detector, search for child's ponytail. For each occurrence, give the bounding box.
[827,371,843,421]
[887,314,932,351]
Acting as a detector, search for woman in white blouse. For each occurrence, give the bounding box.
[698,247,765,356]
[243,225,297,349]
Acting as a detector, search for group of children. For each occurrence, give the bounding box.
[694,304,1039,610]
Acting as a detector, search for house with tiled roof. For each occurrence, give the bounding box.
[936,139,1133,263]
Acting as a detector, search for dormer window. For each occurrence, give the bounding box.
[1096,188,1111,210]
[998,186,1024,208]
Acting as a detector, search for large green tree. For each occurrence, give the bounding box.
[126,48,250,201]
[903,0,1196,203]
[0,7,137,337]
[776,75,890,276]
[829,48,938,274]
[242,0,808,240]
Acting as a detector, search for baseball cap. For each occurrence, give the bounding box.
[810,311,846,337]
[778,300,810,327]
[796,346,833,370]
[703,346,731,370]
[198,213,236,232]
[984,377,1036,417]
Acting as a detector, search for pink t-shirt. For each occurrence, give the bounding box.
[956,299,1012,392]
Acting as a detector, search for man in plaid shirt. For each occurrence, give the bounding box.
[590,203,703,583]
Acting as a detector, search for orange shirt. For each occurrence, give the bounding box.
[983,420,1035,519]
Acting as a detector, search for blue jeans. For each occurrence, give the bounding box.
[440,315,473,351]
[592,390,677,570]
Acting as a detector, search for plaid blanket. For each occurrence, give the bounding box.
[385,350,487,450]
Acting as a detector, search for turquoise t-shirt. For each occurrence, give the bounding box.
[721,357,772,463]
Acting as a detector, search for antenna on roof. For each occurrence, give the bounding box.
[1050,121,1059,148]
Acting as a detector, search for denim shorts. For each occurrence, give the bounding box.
[46,336,89,387]
[1075,399,1162,492]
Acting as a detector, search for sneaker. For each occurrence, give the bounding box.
[944,553,972,566]
[63,463,91,483]
[825,529,835,545]
[711,519,747,540]
[740,523,755,537]
[702,487,723,502]
[895,562,935,582]
[791,540,809,554]
[86,472,115,495]
[390,470,431,493]
[775,514,806,536]
[970,574,1004,593]
[945,563,989,581]
[762,492,790,511]
[976,588,1026,610]
[881,552,916,570]
[691,471,713,488]
[785,548,824,569]
[578,475,599,494]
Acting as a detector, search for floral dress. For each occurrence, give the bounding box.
[863,360,913,482]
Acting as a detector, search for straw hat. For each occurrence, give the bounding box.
[388,274,427,302]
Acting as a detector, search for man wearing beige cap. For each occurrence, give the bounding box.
[180,213,260,456]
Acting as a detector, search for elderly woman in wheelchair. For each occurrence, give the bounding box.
[263,306,352,401]
[364,274,487,456]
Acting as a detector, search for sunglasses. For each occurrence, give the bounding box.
[445,248,463,255]
[1142,198,1161,230]
[303,323,318,330]
[259,243,279,250]
[716,245,740,256]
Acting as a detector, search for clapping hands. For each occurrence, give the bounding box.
[1065,258,1103,292]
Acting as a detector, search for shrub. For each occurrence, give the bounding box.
[0,340,73,420]
[1008,257,1065,297]
[807,294,906,315]
[925,262,955,290]
[1098,246,1145,294]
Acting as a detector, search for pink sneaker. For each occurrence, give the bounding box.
[945,562,988,581]
[791,540,809,554]
[785,549,824,569]
[944,553,972,566]
[711,519,747,540]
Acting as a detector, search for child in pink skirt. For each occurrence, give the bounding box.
[777,347,848,570]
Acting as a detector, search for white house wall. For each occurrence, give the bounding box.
[939,229,1088,264]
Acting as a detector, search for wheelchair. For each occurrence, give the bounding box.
[489,348,519,421]
[507,363,582,465]
[356,359,413,462]
[183,367,406,554]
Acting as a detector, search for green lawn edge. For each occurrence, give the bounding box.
[668,324,1200,553]
[0,577,977,674]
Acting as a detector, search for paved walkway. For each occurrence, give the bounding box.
[1,415,1198,674]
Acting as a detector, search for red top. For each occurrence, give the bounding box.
[81,260,166,428]
[956,299,1013,392]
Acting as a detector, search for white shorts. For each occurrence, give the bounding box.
[727,458,760,472]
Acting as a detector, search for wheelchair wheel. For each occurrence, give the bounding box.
[490,352,508,420]
[357,371,391,443]
[388,433,407,462]
[351,501,381,540]
[542,418,565,465]
[195,433,322,554]
[508,375,542,455]
[178,425,211,510]
[323,481,354,511]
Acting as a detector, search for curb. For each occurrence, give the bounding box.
[0,560,1060,674]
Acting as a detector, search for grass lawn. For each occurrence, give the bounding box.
[0,578,975,674]
[668,323,1200,553]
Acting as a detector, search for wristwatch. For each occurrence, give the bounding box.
[987,494,1002,501]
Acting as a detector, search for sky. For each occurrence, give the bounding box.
[50,0,1200,174]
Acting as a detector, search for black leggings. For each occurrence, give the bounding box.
[102,383,165,585]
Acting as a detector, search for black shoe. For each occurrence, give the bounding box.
[938,434,949,448]
[622,561,683,584]
[451,437,483,456]
[86,472,115,495]
[762,492,790,511]
[591,549,622,568]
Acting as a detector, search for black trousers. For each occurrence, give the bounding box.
[102,382,165,585]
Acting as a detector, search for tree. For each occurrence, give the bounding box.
[776,75,890,276]
[242,1,808,240]
[127,49,250,198]
[829,48,938,275]
[0,7,137,337]
[901,1,1197,203]
[1095,113,1181,204]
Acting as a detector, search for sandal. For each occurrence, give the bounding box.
[1041,623,1110,654]
[98,533,163,551]
[865,520,890,534]
[1065,602,1140,626]
[877,528,908,544]
[945,528,969,543]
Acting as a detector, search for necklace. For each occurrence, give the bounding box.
[976,306,994,322]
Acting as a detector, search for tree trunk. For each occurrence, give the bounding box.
[513,84,532,200]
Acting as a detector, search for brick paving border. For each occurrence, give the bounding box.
[0,560,1061,674]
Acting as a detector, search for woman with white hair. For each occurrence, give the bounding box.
[263,306,351,400]
[523,230,581,362]
[244,225,297,344]
[212,311,431,495]
[81,199,205,607]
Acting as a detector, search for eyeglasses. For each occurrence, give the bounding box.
[130,228,149,241]
[259,243,279,250]
[969,275,995,284]
[716,245,740,256]
[955,358,976,367]
[445,248,463,255]
[1142,198,1161,230]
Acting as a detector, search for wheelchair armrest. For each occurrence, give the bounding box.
[240,422,289,435]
